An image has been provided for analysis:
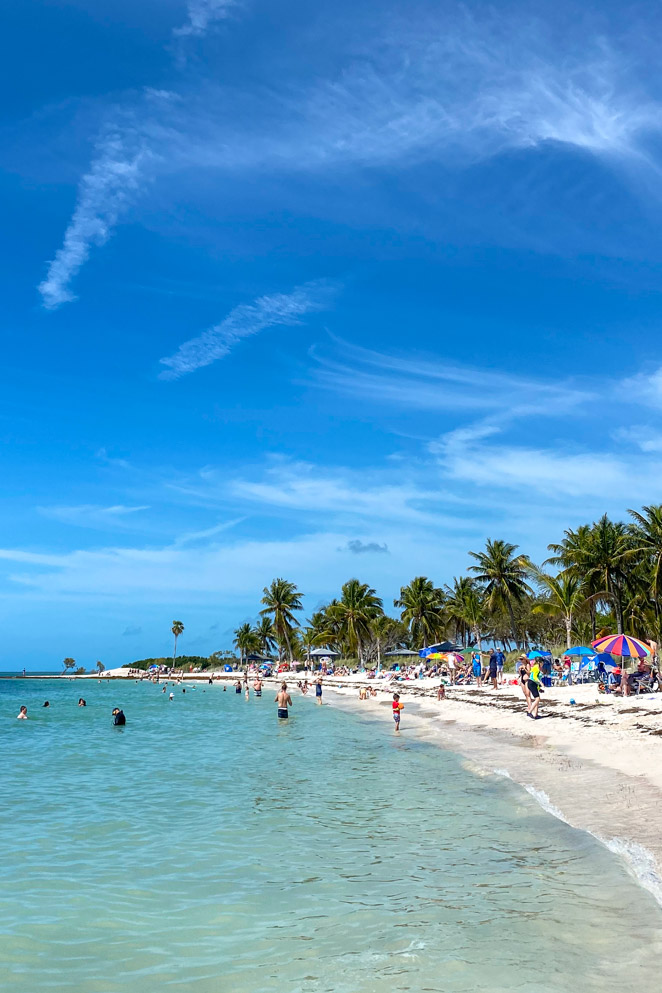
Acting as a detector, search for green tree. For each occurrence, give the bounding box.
[260,579,303,662]
[254,616,276,656]
[96,660,105,673]
[469,539,531,644]
[62,657,76,674]
[393,576,445,648]
[530,569,588,649]
[233,623,260,665]
[627,505,662,604]
[327,579,383,663]
[171,620,185,667]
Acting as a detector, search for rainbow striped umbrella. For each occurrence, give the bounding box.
[591,635,651,658]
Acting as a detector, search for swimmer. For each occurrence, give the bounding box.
[223,686,227,692]
[245,686,250,700]
[17,705,28,719]
[169,692,174,700]
[43,701,50,708]
[315,678,323,705]
[275,682,292,719]
[78,698,86,707]
[162,686,166,693]
[111,708,126,726]
[182,687,186,693]
[253,678,262,697]
[235,680,242,694]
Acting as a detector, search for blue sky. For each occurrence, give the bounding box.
[3,0,662,668]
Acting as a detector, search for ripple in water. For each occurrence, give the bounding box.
[2,677,662,993]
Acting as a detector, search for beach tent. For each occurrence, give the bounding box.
[309,647,340,658]
[384,649,419,657]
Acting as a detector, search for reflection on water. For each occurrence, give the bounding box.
[1,678,661,993]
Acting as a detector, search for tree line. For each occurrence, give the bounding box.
[232,507,662,663]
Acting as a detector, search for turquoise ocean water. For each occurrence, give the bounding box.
[2,677,661,993]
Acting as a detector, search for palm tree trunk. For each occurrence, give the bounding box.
[565,615,572,650]
[173,635,178,665]
[507,601,518,647]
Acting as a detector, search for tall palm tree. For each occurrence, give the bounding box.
[469,539,531,644]
[627,504,662,605]
[588,515,630,635]
[444,576,474,645]
[260,579,303,662]
[393,576,445,648]
[546,524,600,638]
[233,622,260,665]
[254,616,276,657]
[171,620,185,667]
[327,579,383,663]
[530,568,587,649]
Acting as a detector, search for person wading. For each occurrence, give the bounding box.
[275,682,293,720]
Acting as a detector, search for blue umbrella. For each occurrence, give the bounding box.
[565,645,595,657]
[527,650,551,659]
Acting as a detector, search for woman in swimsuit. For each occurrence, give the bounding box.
[518,659,531,710]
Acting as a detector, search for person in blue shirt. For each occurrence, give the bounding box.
[493,649,505,685]
[471,650,483,688]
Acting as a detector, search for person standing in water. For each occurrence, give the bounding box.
[392,693,403,732]
[315,678,323,705]
[275,682,292,719]
[235,680,242,694]
[253,678,262,697]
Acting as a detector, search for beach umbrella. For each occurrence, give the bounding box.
[591,635,651,658]
[419,641,462,657]
[565,646,595,657]
[526,650,551,659]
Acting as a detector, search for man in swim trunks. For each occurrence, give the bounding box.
[253,678,262,697]
[275,682,292,719]
[315,678,323,705]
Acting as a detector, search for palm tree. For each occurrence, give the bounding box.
[469,539,531,644]
[627,505,662,604]
[62,657,76,674]
[95,660,105,673]
[260,579,303,662]
[171,620,184,668]
[444,576,474,645]
[233,623,260,665]
[394,576,445,648]
[546,524,600,638]
[588,515,630,635]
[254,616,276,657]
[327,579,383,663]
[530,568,588,649]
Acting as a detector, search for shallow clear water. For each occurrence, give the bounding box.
[2,677,661,993]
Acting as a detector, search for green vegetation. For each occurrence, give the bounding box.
[123,655,232,672]
[225,507,662,663]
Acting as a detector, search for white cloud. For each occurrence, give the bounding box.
[311,339,592,415]
[621,367,662,410]
[38,126,150,309]
[613,425,662,453]
[174,1,239,38]
[159,282,334,379]
[432,421,662,499]
[37,504,150,530]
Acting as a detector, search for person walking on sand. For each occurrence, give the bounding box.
[392,692,404,731]
[275,682,293,720]
[315,678,323,705]
[527,661,544,719]
[518,658,531,710]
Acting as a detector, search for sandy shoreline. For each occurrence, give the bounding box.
[320,679,662,906]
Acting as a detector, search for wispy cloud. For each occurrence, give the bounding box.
[159,282,334,380]
[37,504,150,530]
[311,339,592,416]
[38,125,151,309]
[174,0,240,38]
[622,367,662,410]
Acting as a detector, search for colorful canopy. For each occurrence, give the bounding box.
[591,635,651,658]
[565,646,595,657]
